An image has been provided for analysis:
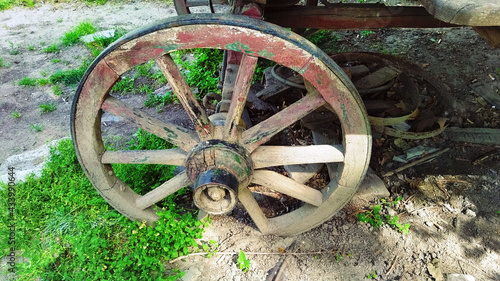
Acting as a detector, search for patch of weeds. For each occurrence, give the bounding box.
[84,28,126,57]
[84,0,107,4]
[39,102,57,113]
[237,250,251,273]
[29,123,44,132]
[40,70,48,77]
[52,84,63,96]
[49,60,90,86]
[366,270,377,279]
[38,78,50,86]
[9,41,19,55]
[360,30,375,37]
[173,48,223,98]
[111,76,135,94]
[139,84,154,94]
[28,45,35,51]
[18,77,38,87]
[44,43,60,53]
[51,58,61,63]
[137,60,155,77]
[0,58,4,67]
[357,196,410,234]
[144,90,177,109]
[201,240,218,258]
[62,21,96,47]
[0,136,206,280]
[10,110,21,118]
[306,30,342,53]
[57,18,63,23]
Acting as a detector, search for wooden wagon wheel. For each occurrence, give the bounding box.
[71,14,371,236]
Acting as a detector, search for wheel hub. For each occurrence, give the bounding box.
[186,140,253,215]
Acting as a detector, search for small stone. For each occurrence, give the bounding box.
[447,274,475,281]
[425,221,433,227]
[465,209,476,217]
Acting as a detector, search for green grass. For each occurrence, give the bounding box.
[306,30,342,53]
[39,102,57,113]
[173,49,223,98]
[62,21,97,47]
[9,41,19,55]
[0,132,206,279]
[28,45,35,51]
[44,43,60,53]
[37,78,50,86]
[51,58,61,63]
[0,58,4,67]
[18,77,38,87]
[50,61,90,86]
[357,197,410,234]
[53,84,63,96]
[10,110,21,118]
[29,123,44,132]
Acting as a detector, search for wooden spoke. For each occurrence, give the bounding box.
[251,144,344,169]
[238,186,276,234]
[101,96,197,151]
[101,148,186,165]
[223,54,258,141]
[135,171,191,210]
[242,91,326,153]
[156,54,212,139]
[251,170,323,207]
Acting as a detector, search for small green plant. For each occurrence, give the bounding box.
[62,21,97,46]
[144,91,177,108]
[0,58,4,67]
[84,28,126,57]
[38,78,50,86]
[202,240,219,258]
[44,43,60,53]
[357,197,410,234]
[51,58,61,63]
[19,77,38,87]
[39,102,57,113]
[237,250,251,273]
[10,110,21,118]
[9,41,19,55]
[29,123,44,132]
[361,30,375,37]
[53,84,63,96]
[112,76,135,94]
[173,48,223,98]
[28,44,35,51]
[50,61,90,86]
[367,270,377,279]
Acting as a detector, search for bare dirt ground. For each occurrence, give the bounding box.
[1,1,499,281]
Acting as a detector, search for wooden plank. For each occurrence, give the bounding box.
[224,54,258,141]
[101,96,197,151]
[251,170,323,207]
[251,145,344,169]
[474,26,500,48]
[136,171,191,210]
[419,0,500,26]
[156,54,212,139]
[242,91,326,153]
[265,5,459,30]
[101,148,186,165]
[353,66,401,90]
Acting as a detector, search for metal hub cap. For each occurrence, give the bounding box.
[186,139,253,215]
